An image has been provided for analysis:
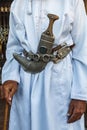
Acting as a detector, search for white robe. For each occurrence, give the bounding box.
[2,0,87,130]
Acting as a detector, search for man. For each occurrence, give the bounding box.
[1,0,87,130]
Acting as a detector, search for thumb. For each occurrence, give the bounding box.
[8,87,18,104]
[67,101,74,117]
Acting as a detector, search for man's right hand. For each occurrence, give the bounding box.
[1,80,18,105]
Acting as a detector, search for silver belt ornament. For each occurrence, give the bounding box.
[13,14,75,73]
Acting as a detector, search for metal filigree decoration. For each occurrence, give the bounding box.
[0,1,12,84]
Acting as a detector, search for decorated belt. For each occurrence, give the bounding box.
[23,43,75,63]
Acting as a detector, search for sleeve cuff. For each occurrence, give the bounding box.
[71,94,87,101]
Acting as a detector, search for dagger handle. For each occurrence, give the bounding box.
[44,14,59,36]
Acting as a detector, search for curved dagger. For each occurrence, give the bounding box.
[13,53,46,73]
[13,14,59,73]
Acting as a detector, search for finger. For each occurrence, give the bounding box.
[68,111,82,123]
[4,87,9,102]
[5,91,12,105]
[8,87,17,105]
[9,87,17,99]
[7,97,12,105]
[3,85,12,105]
[68,114,81,123]
[67,102,74,117]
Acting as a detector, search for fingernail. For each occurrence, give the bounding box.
[67,113,70,116]
[9,97,11,101]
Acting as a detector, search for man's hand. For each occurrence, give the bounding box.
[67,99,86,123]
[2,80,18,105]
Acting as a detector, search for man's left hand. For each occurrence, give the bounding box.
[67,99,86,123]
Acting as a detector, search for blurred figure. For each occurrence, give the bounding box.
[1,0,87,130]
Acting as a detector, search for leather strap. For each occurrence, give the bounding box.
[52,43,75,53]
